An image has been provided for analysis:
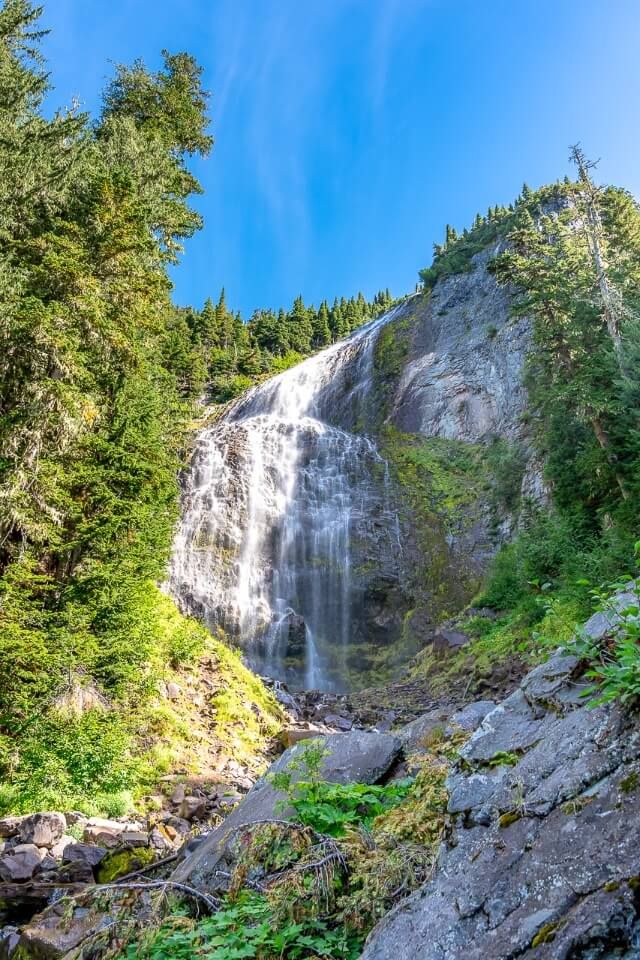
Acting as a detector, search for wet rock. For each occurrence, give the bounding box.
[271,681,300,717]
[62,843,108,868]
[0,926,20,959]
[18,813,66,848]
[173,729,402,893]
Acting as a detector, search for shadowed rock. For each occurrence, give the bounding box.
[172,729,401,892]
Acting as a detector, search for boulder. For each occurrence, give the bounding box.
[0,844,45,882]
[18,812,66,848]
[397,708,451,755]
[173,729,401,893]
[279,723,326,748]
[82,816,140,846]
[323,713,353,731]
[178,795,206,821]
[62,843,108,868]
[170,784,186,806]
[49,835,76,860]
[120,830,149,849]
[16,899,115,959]
[362,649,640,960]
[0,816,25,839]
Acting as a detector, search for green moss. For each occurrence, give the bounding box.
[620,771,638,794]
[210,640,283,759]
[487,751,521,768]
[604,880,620,892]
[96,846,156,883]
[531,921,560,947]
[498,810,522,828]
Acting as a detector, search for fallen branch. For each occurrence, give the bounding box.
[62,879,221,913]
[99,880,221,912]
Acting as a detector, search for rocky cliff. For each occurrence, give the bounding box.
[168,243,542,691]
[363,593,640,959]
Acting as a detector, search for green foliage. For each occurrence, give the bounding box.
[287,779,411,838]
[468,174,640,702]
[0,3,287,817]
[555,548,640,705]
[270,741,410,837]
[126,892,363,960]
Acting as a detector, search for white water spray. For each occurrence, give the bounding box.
[168,308,403,691]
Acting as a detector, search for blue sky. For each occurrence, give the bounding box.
[42,0,640,317]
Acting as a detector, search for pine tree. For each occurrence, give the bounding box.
[312,300,331,348]
[287,296,313,353]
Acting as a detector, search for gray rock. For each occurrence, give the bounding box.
[397,708,451,755]
[173,729,401,892]
[444,700,495,736]
[49,835,75,859]
[363,642,640,960]
[62,843,108,867]
[120,830,150,848]
[323,714,353,731]
[0,816,25,839]
[0,926,20,960]
[0,843,44,882]
[179,795,207,821]
[460,689,546,764]
[18,812,66,847]
[581,585,639,646]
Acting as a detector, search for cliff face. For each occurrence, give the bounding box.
[361,245,543,663]
[391,246,530,443]
[169,245,543,691]
[362,589,640,960]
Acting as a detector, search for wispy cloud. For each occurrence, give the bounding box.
[203,0,430,303]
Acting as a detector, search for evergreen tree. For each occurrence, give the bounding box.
[312,300,331,348]
[286,296,313,353]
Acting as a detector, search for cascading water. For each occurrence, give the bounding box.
[168,307,404,692]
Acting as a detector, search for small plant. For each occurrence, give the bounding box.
[126,891,363,960]
[271,741,410,837]
[558,545,640,706]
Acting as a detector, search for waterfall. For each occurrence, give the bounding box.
[167,307,403,692]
